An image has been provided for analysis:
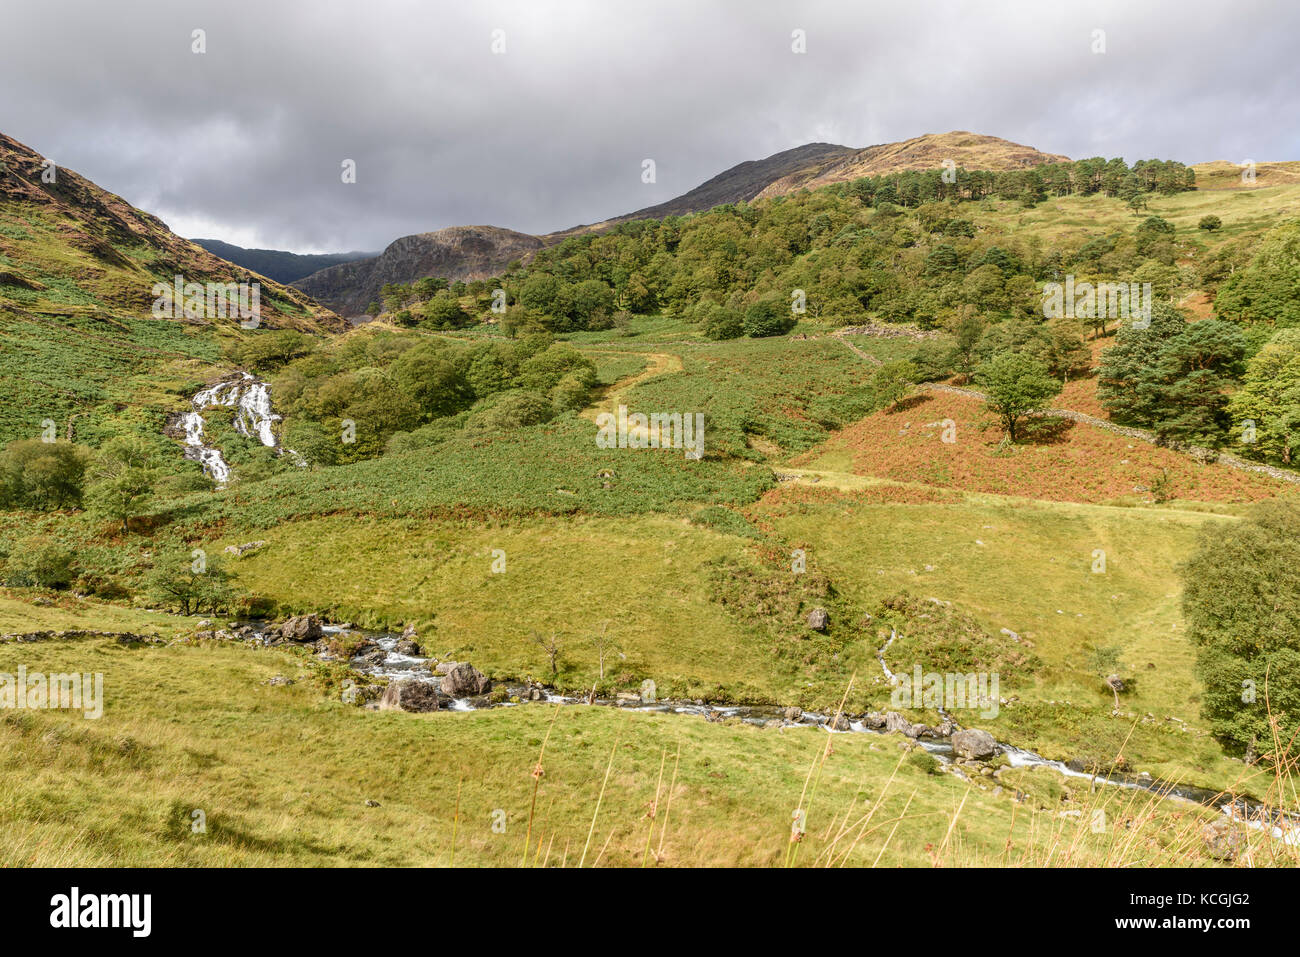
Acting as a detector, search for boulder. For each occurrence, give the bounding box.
[275,615,323,643]
[862,711,887,730]
[807,607,829,632]
[440,663,490,697]
[434,661,463,676]
[394,638,421,657]
[885,711,921,738]
[783,706,803,722]
[829,713,852,732]
[951,728,999,760]
[379,680,442,713]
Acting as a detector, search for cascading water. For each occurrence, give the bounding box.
[180,372,304,486]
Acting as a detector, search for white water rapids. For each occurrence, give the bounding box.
[181,372,303,486]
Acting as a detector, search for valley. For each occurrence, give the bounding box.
[4,126,1300,870]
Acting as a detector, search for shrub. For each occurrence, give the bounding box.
[743,299,796,338]
[4,536,76,589]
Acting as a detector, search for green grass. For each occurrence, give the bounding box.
[0,631,1237,867]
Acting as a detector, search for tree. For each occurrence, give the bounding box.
[1198,215,1222,232]
[1182,501,1300,759]
[974,353,1061,442]
[531,631,562,678]
[1214,219,1300,326]
[0,439,89,510]
[699,302,744,340]
[2,536,76,589]
[144,548,239,616]
[871,360,918,411]
[86,437,155,533]
[1227,329,1300,463]
[421,295,472,330]
[743,298,796,338]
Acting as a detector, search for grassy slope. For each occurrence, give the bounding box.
[0,631,1243,868]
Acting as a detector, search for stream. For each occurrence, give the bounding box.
[178,372,303,485]
[247,621,1298,842]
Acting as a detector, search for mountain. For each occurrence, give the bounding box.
[293,131,1070,316]
[294,225,545,317]
[190,239,378,285]
[0,132,343,333]
[751,131,1069,198]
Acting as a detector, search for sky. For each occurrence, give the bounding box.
[2,0,1296,253]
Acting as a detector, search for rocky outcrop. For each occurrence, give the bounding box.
[294,225,545,317]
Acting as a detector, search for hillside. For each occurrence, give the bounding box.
[190,239,377,285]
[293,132,1072,316]
[0,131,345,446]
[293,225,545,317]
[0,133,342,332]
[755,131,1070,197]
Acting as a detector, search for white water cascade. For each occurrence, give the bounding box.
[181,372,303,486]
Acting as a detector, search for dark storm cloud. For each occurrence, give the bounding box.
[2,0,1296,252]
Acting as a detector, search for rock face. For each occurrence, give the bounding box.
[294,225,546,317]
[379,680,441,713]
[951,728,999,760]
[439,663,490,697]
[274,615,323,643]
[806,607,829,632]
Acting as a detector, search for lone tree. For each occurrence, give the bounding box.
[974,352,1061,442]
[1198,214,1222,232]
[1182,501,1300,760]
[530,631,562,678]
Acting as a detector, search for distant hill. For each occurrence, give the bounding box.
[294,225,545,318]
[753,131,1068,197]
[190,239,377,285]
[294,131,1071,316]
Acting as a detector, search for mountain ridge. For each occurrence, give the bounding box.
[293,131,1073,316]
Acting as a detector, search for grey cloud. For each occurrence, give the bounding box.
[1,0,1296,252]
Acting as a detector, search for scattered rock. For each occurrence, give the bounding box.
[951,728,999,760]
[364,799,381,808]
[829,713,852,732]
[807,607,829,632]
[264,675,295,687]
[782,706,803,722]
[223,540,267,557]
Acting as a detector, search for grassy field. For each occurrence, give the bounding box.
[1,630,1263,868]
